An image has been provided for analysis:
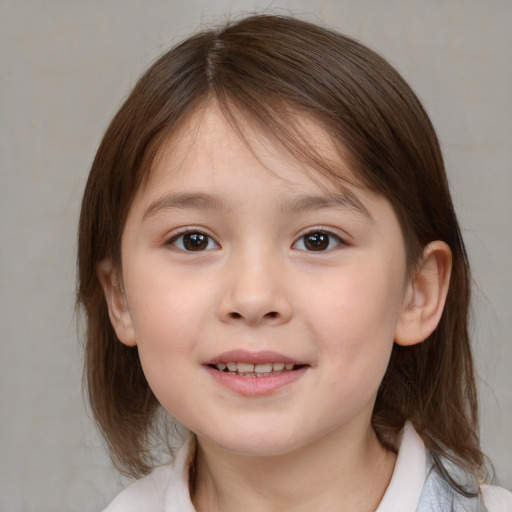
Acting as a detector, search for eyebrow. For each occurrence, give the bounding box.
[142,192,225,221]
[280,191,372,220]
[142,189,372,221]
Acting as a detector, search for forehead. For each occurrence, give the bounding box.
[144,102,364,197]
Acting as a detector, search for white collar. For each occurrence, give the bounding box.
[375,421,426,512]
[163,432,196,511]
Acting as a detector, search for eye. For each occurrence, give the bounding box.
[168,231,219,252]
[293,230,343,252]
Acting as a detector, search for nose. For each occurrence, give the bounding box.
[217,251,292,326]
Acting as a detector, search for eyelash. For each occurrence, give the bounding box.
[166,227,346,253]
[166,229,220,252]
[292,228,346,252]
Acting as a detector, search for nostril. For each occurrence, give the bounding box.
[228,311,279,320]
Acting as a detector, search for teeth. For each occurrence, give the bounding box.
[237,362,255,373]
[254,363,273,373]
[215,361,297,373]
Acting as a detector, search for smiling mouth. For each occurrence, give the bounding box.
[208,362,306,377]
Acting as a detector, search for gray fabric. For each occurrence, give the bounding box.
[417,454,488,512]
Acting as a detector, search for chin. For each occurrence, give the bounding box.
[197,424,314,458]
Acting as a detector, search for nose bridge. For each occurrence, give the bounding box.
[219,242,291,325]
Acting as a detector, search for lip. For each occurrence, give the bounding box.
[204,349,301,365]
[204,364,309,396]
[203,350,309,396]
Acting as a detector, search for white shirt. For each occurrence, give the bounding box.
[104,423,512,511]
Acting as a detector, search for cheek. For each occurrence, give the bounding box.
[306,262,404,344]
[123,268,210,387]
[129,293,203,421]
[302,260,405,392]
[127,261,206,338]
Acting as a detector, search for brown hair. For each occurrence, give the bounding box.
[77,14,485,491]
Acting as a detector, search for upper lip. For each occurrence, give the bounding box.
[204,349,303,365]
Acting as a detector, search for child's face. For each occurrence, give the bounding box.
[113,105,411,457]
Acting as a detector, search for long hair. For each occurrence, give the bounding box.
[77,14,484,487]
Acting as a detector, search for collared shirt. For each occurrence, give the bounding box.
[104,423,512,511]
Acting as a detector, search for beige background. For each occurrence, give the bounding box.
[1,1,510,510]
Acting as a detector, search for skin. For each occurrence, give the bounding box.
[100,104,452,511]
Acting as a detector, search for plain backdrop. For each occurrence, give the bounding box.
[1,1,511,510]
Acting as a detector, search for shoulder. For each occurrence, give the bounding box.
[377,422,512,512]
[102,436,196,512]
[481,483,512,512]
[418,449,512,512]
[418,447,512,512]
[103,464,174,512]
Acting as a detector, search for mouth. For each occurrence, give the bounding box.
[204,350,309,394]
[207,361,307,377]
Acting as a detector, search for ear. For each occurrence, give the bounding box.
[97,259,137,347]
[394,241,452,347]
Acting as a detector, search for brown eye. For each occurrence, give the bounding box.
[170,231,219,251]
[293,231,342,252]
[183,233,208,251]
[304,232,329,251]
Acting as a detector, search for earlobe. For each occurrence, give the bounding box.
[97,259,137,347]
[394,241,452,347]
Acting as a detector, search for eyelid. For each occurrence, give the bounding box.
[292,226,348,252]
[165,227,220,251]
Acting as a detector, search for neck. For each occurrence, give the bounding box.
[192,423,396,512]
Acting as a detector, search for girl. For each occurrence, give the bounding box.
[77,14,511,512]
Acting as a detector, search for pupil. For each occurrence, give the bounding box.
[183,233,208,251]
[305,232,329,251]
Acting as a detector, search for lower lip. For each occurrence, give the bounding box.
[204,365,308,396]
